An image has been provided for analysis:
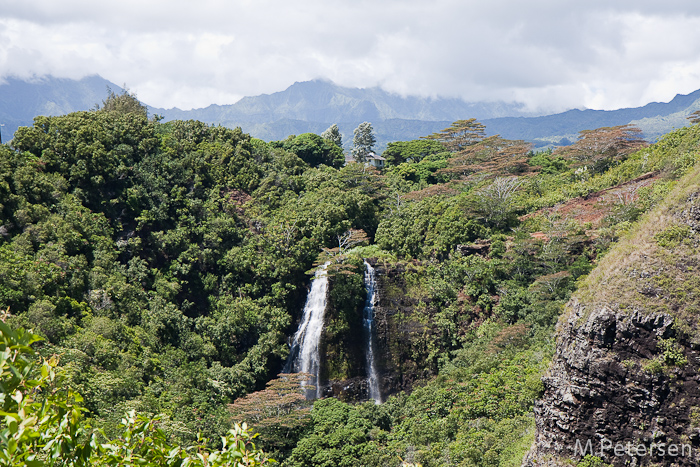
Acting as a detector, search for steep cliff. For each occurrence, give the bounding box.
[317,265,367,401]
[371,259,433,396]
[317,259,436,401]
[317,258,455,402]
[527,164,700,466]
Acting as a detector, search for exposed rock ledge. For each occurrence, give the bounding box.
[525,299,700,466]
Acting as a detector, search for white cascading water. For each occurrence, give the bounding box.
[363,260,382,404]
[285,262,329,399]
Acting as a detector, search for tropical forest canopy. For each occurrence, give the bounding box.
[2,90,700,466]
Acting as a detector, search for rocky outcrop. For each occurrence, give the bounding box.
[526,300,700,466]
[318,259,429,402]
[318,256,481,403]
[319,377,373,402]
[456,239,491,257]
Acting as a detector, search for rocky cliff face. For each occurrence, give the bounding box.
[371,260,430,397]
[526,300,700,466]
[527,167,700,466]
[317,259,439,402]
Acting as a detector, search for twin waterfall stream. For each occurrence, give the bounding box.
[284,262,330,399]
[362,261,382,404]
[285,261,381,403]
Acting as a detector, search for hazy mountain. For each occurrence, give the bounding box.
[150,80,539,150]
[152,79,539,124]
[483,88,700,146]
[0,75,123,143]
[2,75,700,149]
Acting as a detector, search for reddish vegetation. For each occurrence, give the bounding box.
[529,172,660,228]
[554,124,649,166]
[439,135,533,179]
[223,189,252,215]
[403,183,459,200]
[226,189,252,205]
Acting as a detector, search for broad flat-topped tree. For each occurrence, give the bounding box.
[554,124,648,170]
[688,110,700,125]
[423,118,487,152]
[439,135,532,179]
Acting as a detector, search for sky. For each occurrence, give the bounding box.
[2,1,700,113]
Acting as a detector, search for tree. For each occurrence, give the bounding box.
[688,110,700,125]
[229,373,313,429]
[96,86,148,117]
[473,176,523,229]
[0,321,274,466]
[314,229,370,276]
[351,122,376,163]
[423,118,486,152]
[321,124,343,149]
[285,398,384,467]
[439,135,532,179]
[382,139,447,166]
[554,124,648,173]
[229,373,314,459]
[283,133,345,168]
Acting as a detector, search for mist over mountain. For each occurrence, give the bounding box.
[2,75,700,149]
[151,80,700,149]
[153,81,700,149]
[149,79,539,150]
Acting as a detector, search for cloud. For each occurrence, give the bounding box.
[2,0,700,112]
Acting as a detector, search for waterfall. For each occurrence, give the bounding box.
[285,262,329,399]
[363,260,382,404]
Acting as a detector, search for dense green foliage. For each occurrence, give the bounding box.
[0,110,384,445]
[0,321,272,466]
[272,133,345,168]
[1,105,698,466]
[382,139,448,166]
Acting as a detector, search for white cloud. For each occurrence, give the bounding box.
[1,1,700,111]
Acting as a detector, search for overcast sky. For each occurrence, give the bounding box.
[2,1,700,113]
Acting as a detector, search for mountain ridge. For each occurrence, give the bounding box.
[149,80,700,148]
[2,75,700,149]
[150,79,538,124]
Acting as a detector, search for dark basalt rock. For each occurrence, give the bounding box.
[319,377,372,402]
[456,239,491,257]
[525,299,700,466]
[370,259,434,397]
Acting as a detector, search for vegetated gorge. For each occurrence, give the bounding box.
[2,92,700,467]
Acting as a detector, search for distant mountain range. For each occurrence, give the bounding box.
[484,89,700,146]
[152,79,539,125]
[2,75,700,150]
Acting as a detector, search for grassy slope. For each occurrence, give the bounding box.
[573,147,700,324]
